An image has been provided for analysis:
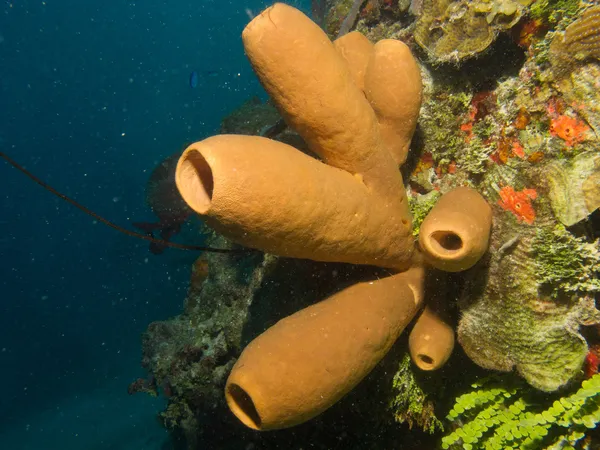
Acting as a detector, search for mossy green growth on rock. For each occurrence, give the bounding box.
[409,191,441,238]
[441,374,600,449]
[389,353,444,434]
[457,215,600,392]
[532,224,600,298]
[530,0,581,26]
[324,0,357,38]
[418,89,471,165]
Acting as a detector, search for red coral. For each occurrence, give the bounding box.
[490,137,525,164]
[460,91,497,142]
[549,115,590,147]
[497,186,537,225]
[584,345,600,378]
[514,18,546,48]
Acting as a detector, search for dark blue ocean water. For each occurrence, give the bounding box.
[0,1,309,448]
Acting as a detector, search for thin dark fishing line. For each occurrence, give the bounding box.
[0,151,245,254]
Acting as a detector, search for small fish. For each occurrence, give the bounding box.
[189,70,199,88]
[498,236,520,257]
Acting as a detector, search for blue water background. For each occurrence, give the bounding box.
[0,1,309,448]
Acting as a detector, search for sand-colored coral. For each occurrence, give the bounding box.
[550,6,600,69]
[177,135,412,269]
[545,152,600,226]
[364,38,423,165]
[333,31,373,93]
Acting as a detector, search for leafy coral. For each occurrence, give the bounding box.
[532,224,600,298]
[389,353,444,434]
[441,373,600,449]
[457,215,600,392]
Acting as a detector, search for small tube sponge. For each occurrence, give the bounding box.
[409,305,455,371]
[418,187,492,272]
[225,265,425,430]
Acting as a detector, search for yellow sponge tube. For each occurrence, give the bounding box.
[175,135,413,270]
[225,266,425,430]
[419,187,492,272]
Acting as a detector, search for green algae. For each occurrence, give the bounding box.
[530,0,581,26]
[409,191,441,238]
[442,374,600,449]
[532,224,600,298]
[390,353,444,434]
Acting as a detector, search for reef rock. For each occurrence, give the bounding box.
[414,0,533,64]
[457,218,600,391]
[545,151,600,226]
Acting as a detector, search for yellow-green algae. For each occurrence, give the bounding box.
[442,374,600,449]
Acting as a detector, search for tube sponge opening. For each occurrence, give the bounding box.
[226,383,262,431]
[176,149,214,215]
[419,187,492,272]
[429,230,463,253]
[417,354,435,368]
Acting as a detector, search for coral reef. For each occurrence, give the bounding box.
[135,0,600,447]
[408,1,600,393]
[530,0,581,26]
[457,208,600,391]
[532,224,600,298]
[545,151,600,226]
[139,233,274,445]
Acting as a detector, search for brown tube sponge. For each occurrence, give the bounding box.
[409,306,455,371]
[419,187,492,272]
[364,40,423,166]
[225,265,425,430]
[242,3,412,211]
[333,31,374,93]
[175,134,413,270]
